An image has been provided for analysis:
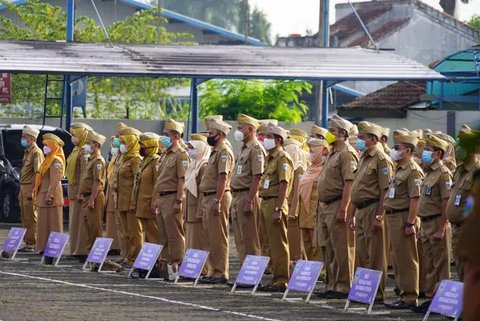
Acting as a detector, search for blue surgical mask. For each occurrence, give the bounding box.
[356,139,366,152]
[21,138,29,148]
[422,150,434,165]
[162,136,172,149]
[113,137,121,148]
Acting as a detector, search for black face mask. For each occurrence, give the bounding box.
[139,147,146,157]
[207,134,218,147]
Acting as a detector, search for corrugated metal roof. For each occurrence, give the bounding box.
[0,41,445,81]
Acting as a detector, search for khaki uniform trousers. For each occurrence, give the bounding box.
[202,192,232,279]
[118,210,143,264]
[139,217,160,245]
[105,188,120,251]
[287,217,303,261]
[320,200,355,293]
[185,221,205,251]
[355,203,387,300]
[81,192,105,251]
[260,198,290,286]
[36,206,63,252]
[114,212,128,259]
[231,191,261,263]
[19,184,37,247]
[69,198,89,256]
[451,225,464,280]
[418,237,427,294]
[258,198,271,271]
[385,210,420,305]
[157,193,185,265]
[419,217,451,298]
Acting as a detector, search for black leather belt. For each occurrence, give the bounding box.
[159,191,176,197]
[323,195,342,205]
[420,214,441,222]
[451,222,462,228]
[385,208,409,215]
[203,190,230,197]
[232,188,249,193]
[354,199,379,210]
[261,196,276,200]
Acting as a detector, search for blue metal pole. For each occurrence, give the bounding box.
[190,78,199,134]
[321,83,328,128]
[64,0,75,131]
[439,80,444,110]
[321,0,330,128]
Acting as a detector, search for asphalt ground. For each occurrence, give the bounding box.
[0,223,449,321]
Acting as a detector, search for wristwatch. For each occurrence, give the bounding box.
[375,215,384,221]
[175,199,182,205]
[405,222,415,228]
[274,207,280,212]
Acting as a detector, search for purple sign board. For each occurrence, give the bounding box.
[283,260,324,303]
[348,268,382,305]
[1,227,26,255]
[176,249,209,287]
[427,280,463,319]
[130,243,163,279]
[232,255,269,294]
[43,232,68,259]
[83,238,112,272]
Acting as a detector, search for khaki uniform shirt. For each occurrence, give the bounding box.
[37,156,64,208]
[418,160,453,217]
[106,155,121,212]
[351,145,392,205]
[231,139,265,190]
[20,144,44,189]
[384,159,424,210]
[67,148,90,200]
[186,164,207,223]
[116,156,141,212]
[134,155,160,218]
[199,141,234,193]
[154,145,189,193]
[317,142,359,203]
[79,151,106,195]
[446,160,480,225]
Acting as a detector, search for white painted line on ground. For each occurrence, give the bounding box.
[0,271,281,321]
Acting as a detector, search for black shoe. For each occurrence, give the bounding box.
[411,300,431,313]
[387,273,395,279]
[315,290,336,298]
[385,300,415,310]
[374,297,385,304]
[418,292,427,299]
[1,250,10,259]
[43,256,54,265]
[19,246,36,253]
[226,281,255,289]
[263,269,272,275]
[108,249,121,256]
[394,287,401,296]
[76,255,88,263]
[199,276,213,283]
[201,276,228,285]
[259,284,286,292]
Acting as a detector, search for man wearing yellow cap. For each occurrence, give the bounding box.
[199,119,234,284]
[349,121,393,302]
[18,126,44,252]
[154,120,189,276]
[66,122,93,257]
[316,114,358,299]
[258,124,293,292]
[447,125,480,281]
[78,131,107,251]
[231,114,265,263]
[132,132,161,245]
[416,134,452,308]
[384,129,424,309]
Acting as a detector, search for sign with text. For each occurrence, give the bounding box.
[1,228,26,256]
[283,260,323,303]
[43,232,68,258]
[426,280,463,319]
[83,238,112,272]
[345,268,382,314]
[0,73,11,103]
[129,243,163,279]
[232,255,269,294]
[175,249,209,287]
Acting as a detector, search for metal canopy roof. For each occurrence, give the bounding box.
[0,41,444,81]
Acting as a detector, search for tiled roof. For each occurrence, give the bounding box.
[339,81,426,110]
[348,18,410,47]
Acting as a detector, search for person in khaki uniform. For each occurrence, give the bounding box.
[258,124,294,292]
[66,122,92,257]
[18,126,44,251]
[131,132,161,245]
[432,131,457,172]
[154,119,189,273]
[316,115,358,299]
[311,125,328,140]
[115,127,142,266]
[380,127,391,154]
[384,129,423,309]
[185,134,210,252]
[105,135,122,254]
[417,134,452,303]
[199,119,234,284]
[34,134,65,252]
[349,121,393,302]
[231,114,265,263]
[78,131,106,251]
[447,125,480,281]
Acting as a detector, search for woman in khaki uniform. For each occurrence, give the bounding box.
[115,127,142,265]
[66,122,92,256]
[105,136,121,253]
[34,134,65,252]
[185,134,210,250]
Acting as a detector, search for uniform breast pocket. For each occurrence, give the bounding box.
[422,178,436,196]
[167,159,176,168]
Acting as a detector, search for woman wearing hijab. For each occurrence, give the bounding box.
[105,136,121,254]
[66,122,92,257]
[35,133,65,252]
[115,127,142,266]
[185,134,211,250]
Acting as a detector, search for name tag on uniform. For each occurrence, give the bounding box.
[155,164,160,172]
[236,165,243,175]
[425,185,432,196]
[454,194,461,206]
[388,187,395,199]
[263,179,270,189]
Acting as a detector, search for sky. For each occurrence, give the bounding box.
[249,0,478,40]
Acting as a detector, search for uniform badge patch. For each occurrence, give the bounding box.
[382,167,388,175]
[155,164,160,172]
[256,154,263,162]
[414,179,422,186]
[182,160,188,168]
[53,162,61,169]
[96,163,102,171]
[445,180,452,190]
[350,160,357,171]
[220,155,228,162]
[283,163,289,171]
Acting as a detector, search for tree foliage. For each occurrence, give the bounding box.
[199,80,312,123]
[468,15,480,30]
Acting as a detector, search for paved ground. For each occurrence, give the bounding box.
[0,223,448,321]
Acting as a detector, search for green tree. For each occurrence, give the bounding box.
[199,79,312,123]
[468,15,480,30]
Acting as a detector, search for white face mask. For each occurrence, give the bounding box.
[188,149,196,159]
[306,153,313,162]
[234,130,244,142]
[71,136,79,146]
[83,144,93,155]
[119,144,128,154]
[43,145,52,155]
[111,147,119,157]
[262,138,276,151]
[390,149,403,161]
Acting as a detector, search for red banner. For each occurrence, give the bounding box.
[0,73,12,103]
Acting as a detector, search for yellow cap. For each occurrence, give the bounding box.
[42,133,65,146]
[190,133,208,144]
[120,127,141,136]
[426,133,449,152]
[393,129,418,146]
[237,113,260,129]
[164,119,185,135]
[116,122,128,131]
[358,121,383,139]
[87,131,106,146]
[22,125,39,139]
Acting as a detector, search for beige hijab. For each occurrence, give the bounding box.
[298,144,327,209]
[185,140,210,197]
[284,139,308,171]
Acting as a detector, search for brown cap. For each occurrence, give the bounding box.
[329,114,354,133]
[120,127,141,136]
[410,129,423,139]
[289,128,308,139]
[204,115,223,128]
[140,132,160,141]
[42,133,65,146]
[237,113,260,129]
[258,119,278,134]
[358,121,383,139]
[164,119,185,135]
[426,133,449,152]
[22,125,39,139]
[190,133,208,144]
[311,125,328,137]
[432,131,455,145]
[209,119,232,135]
[71,122,93,131]
[266,124,288,141]
[87,131,106,146]
[307,138,329,148]
[382,127,390,137]
[393,129,418,146]
[116,122,128,131]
